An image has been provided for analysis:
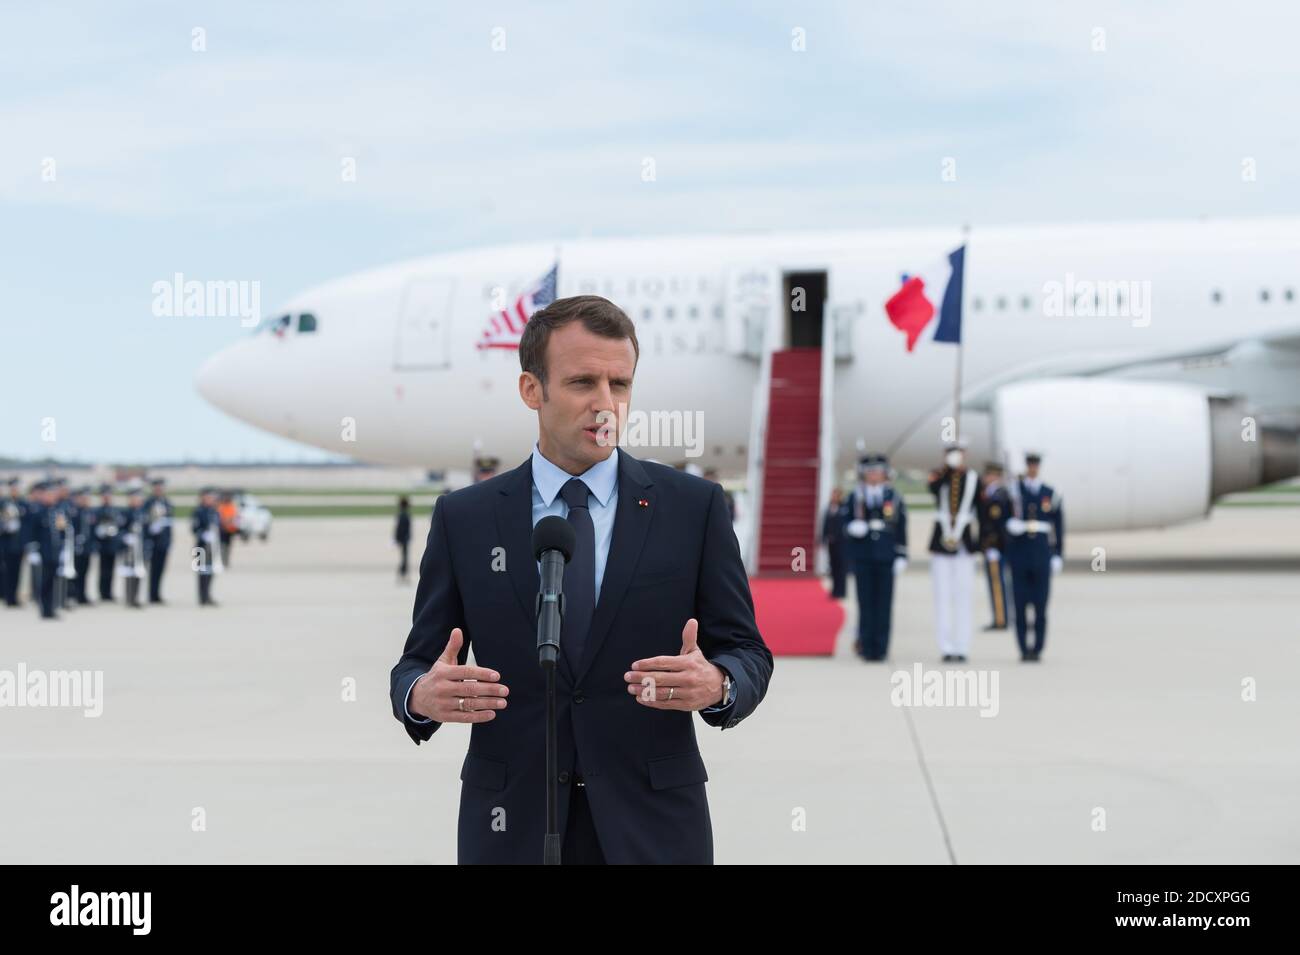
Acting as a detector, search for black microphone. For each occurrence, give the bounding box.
[532,516,575,669]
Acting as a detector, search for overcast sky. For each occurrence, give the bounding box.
[2,0,1298,463]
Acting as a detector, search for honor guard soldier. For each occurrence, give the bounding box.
[92,483,124,601]
[51,478,77,611]
[191,487,221,606]
[1,478,29,607]
[841,454,908,661]
[820,487,848,599]
[70,486,95,605]
[27,482,60,619]
[977,462,1012,632]
[119,485,147,608]
[144,477,173,604]
[928,442,980,663]
[1005,453,1065,661]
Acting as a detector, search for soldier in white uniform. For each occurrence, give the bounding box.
[927,442,981,663]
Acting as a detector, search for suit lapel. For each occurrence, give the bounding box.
[573,449,655,685]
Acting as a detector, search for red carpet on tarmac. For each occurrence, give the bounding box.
[748,577,844,656]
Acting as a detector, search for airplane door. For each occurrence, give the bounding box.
[394,275,455,370]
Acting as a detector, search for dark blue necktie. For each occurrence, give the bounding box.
[560,478,595,668]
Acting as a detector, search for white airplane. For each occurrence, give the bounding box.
[196,219,1300,547]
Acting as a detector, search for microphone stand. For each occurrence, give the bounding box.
[536,548,565,865]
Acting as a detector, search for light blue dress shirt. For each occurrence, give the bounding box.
[406,444,732,722]
[529,442,619,599]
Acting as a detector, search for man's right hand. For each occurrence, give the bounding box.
[408,627,509,723]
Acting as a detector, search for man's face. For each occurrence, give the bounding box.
[1026,462,1040,480]
[520,322,636,475]
[864,469,885,486]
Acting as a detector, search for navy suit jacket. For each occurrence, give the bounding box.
[389,449,773,864]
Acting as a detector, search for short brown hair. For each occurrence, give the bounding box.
[518,295,639,389]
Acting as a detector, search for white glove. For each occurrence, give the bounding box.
[892,557,907,576]
[29,552,41,566]
[1051,555,1063,575]
[202,528,217,544]
[123,532,138,546]
[1005,517,1025,536]
[846,519,869,539]
[985,548,1000,563]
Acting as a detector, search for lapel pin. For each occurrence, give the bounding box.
[637,498,649,508]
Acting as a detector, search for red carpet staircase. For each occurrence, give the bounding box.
[751,348,844,654]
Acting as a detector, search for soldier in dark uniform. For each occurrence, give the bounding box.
[1004,452,1065,662]
[1,477,29,607]
[119,485,147,608]
[69,486,95,604]
[51,478,77,611]
[394,495,412,582]
[840,455,908,661]
[191,487,221,606]
[26,482,60,619]
[144,477,173,604]
[976,462,1012,632]
[92,483,123,601]
[820,487,848,599]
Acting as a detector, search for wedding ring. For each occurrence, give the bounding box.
[667,687,675,701]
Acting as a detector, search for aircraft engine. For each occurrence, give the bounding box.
[990,377,1281,531]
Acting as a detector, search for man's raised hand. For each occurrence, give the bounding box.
[409,627,509,723]
[624,617,725,711]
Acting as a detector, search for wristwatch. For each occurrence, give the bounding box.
[719,669,734,707]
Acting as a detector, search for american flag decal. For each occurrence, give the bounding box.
[477,262,559,350]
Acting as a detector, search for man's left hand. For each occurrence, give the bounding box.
[625,618,725,711]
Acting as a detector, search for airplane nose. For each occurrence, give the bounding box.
[195,344,242,415]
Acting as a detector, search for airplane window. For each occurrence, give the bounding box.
[1260,289,1270,303]
[972,297,983,311]
[688,305,699,320]
[713,304,723,320]
[1286,289,1295,302]
[664,306,675,321]
[996,296,1007,311]
[1020,295,1031,310]
[260,314,291,335]
[298,313,317,333]
[641,307,652,322]
[1211,290,1222,304]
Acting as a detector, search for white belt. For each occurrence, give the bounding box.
[1024,520,1052,533]
[867,519,886,531]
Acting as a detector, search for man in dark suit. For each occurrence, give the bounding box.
[390,295,773,865]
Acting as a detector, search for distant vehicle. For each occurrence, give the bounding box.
[235,492,273,541]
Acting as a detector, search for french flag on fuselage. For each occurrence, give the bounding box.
[885,245,964,352]
[477,262,559,350]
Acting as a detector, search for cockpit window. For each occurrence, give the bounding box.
[256,314,292,335]
[297,313,317,333]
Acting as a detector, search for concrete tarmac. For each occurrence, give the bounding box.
[2,508,1297,864]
